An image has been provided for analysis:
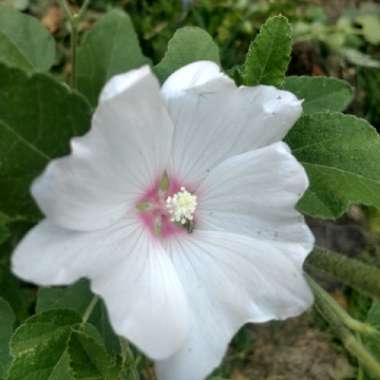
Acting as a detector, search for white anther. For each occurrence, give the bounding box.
[166,187,197,225]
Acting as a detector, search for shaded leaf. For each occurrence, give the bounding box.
[69,330,119,380]
[0,63,91,220]
[154,26,220,83]
[0,298,15,378]
[0,5,55,72]
[37,280,120,355]
[36,280,93,316]
[286,112,380,218]
[8,309,119,380]
[76,9,149,106]
[0,258,34,321]
[340,48,380,68]
[8,310,80,380]
[283,76,353,114]
[242,16,291,87]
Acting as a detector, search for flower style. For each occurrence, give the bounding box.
[12,61,314,380]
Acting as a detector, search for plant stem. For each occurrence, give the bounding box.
[306,275,380,378]
[59,0,91,88]
[119,337,140,380]
[82,295,98,324]
[307,275,379,338]
[305,247,380,299]
[70,20,78,88]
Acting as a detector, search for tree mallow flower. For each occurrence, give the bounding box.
[12,61,314,380]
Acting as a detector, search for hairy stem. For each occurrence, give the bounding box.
[305,247,380,299]
[59,0,91,88]
[306,275,380,378]
[307,276,379,337]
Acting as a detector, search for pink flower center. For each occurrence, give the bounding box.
[136,175,196,239]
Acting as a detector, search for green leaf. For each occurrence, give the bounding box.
[0,63,91,220]
[69,330,119,380]
[0,297,15,378]
[356,15,380,45]
[0,5,55,73]
[242,15,292,87]
[36,280,93,316]
[8,310,119,380]
[76,9,150,106]
[286,112,380,218]
[0,258,34,321]
[0,212,11,245]
[154,26,220,83]
[340,48,380,69]
[283,76,353,114]
[8,310,80,380]
[37,280,120,355]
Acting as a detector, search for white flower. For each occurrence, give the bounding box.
[12,61,314,380]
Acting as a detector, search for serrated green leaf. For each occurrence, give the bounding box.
[154,26,220,83]
[8,310,80,380]
[0,63,91,220]
[286,112,380,218]
[0,297,15,378]
[283,76,353,114]
[69,330,119,380]
[242,15,292,87]
[0,4,55,73]
[8,309,120,380]
[76,9,150,106]
[37,280,120,355]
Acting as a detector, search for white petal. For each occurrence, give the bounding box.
[162,61,302,185]
[91,234,189,360]
[11,218,139,286]
[197,142,314,267]
[33,66,174,231]
[156,230,313,380]
[161,61,231,98]
[12,219,189,360]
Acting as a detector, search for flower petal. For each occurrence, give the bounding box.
[32,66,174,231]
[12,218,189,360]
[162,61,302,185]
[156,230,313,380]
[197,142,314,266]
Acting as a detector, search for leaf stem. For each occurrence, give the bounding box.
[82,295,98,324]
[306,275,380,378]
[59,0,91,88]
[305,247,380,299]
[119,337,140,380]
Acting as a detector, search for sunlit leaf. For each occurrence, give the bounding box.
[286,112,380,218]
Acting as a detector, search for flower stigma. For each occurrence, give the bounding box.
[166,187,197,225]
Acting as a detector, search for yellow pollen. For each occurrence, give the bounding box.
[165,187,198,225]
